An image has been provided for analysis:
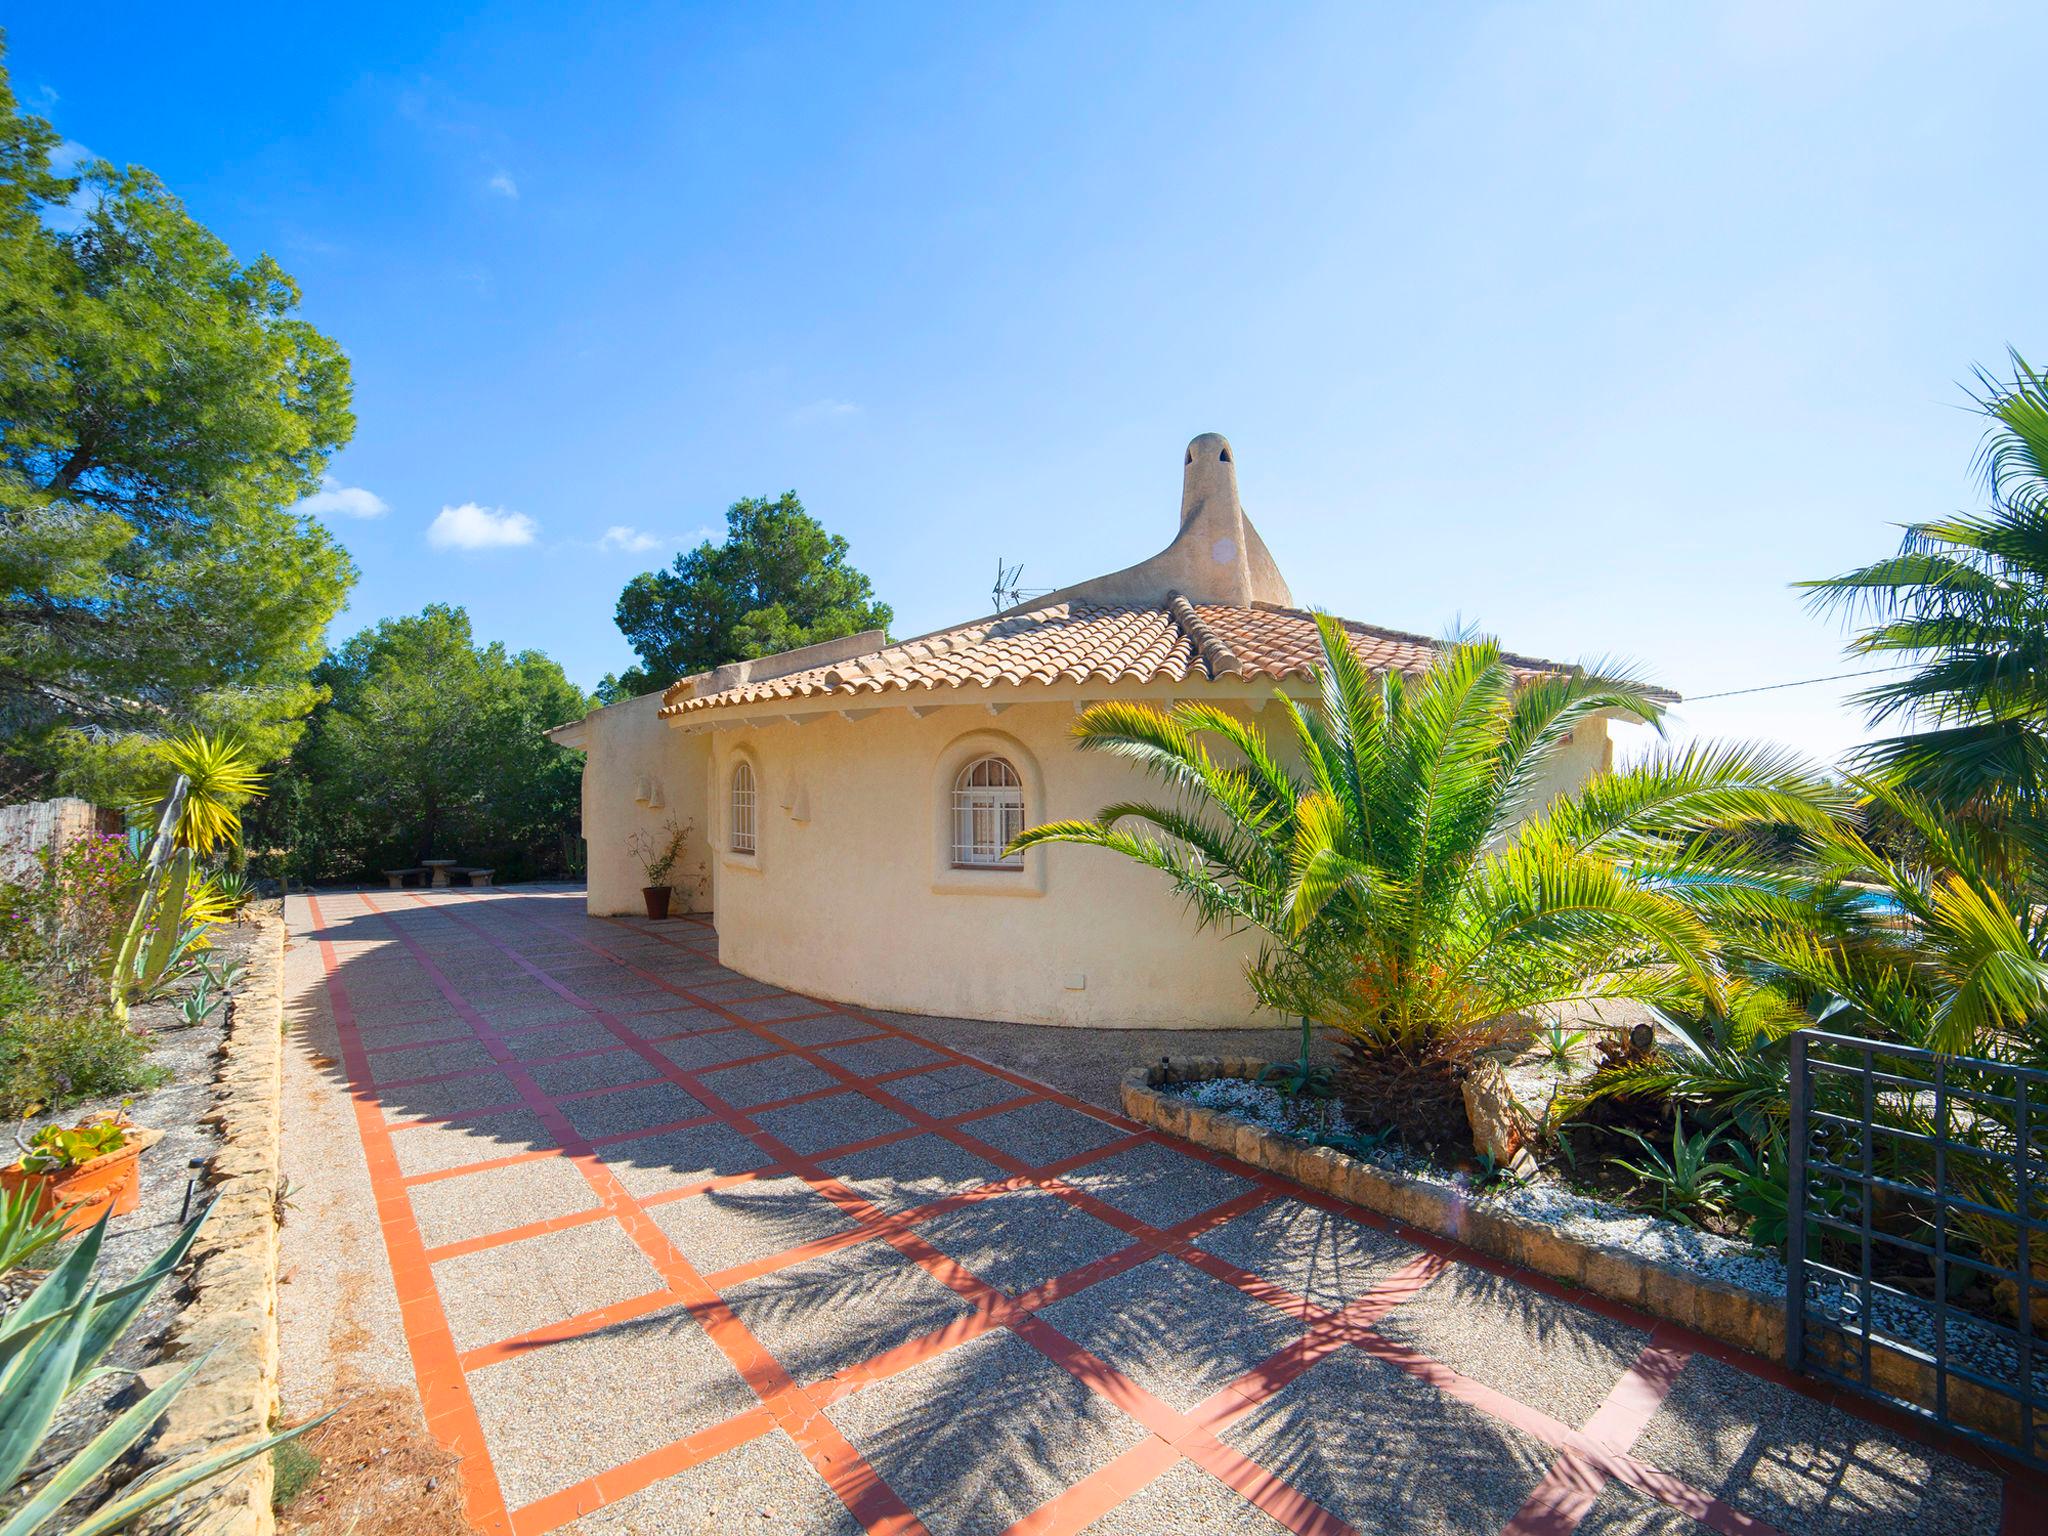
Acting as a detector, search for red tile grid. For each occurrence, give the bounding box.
[298,889,2041,1536]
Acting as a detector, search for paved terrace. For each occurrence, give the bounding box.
[283,888,2032,1536]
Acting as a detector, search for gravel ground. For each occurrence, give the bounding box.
[467,1303,756,1510]
[1191,1197,1418,1312]
[823,1327,1149,1536]
[1217,1346,1556,1532]
[1077,1461,1292,1536]
[569,1428,863,1536]
[721,1237,977,1384]
[1035,1254,1305,1411]
[1370,1265,1648,1429]
[1632,1352,2002,1535]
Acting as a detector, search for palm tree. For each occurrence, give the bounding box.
[1011,615,1842,1150]
[1799,351,2048,824]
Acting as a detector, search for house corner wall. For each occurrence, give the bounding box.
[572,694,713,916]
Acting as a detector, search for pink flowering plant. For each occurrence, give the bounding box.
[0,834,137,1017]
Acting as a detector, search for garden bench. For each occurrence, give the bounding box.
[381,867,426,889]
[463,868,495,886]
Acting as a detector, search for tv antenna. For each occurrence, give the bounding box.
[992,557,1026,612]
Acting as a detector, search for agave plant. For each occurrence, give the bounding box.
[1011,615,1845,1150]
[0,1206,319,1534]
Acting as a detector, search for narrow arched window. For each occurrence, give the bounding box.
[951,757,1024,868]
[730,761,757,854]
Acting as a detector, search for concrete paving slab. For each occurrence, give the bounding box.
[1369,1264,1648,1429]
[431,1219,666,1351]
[882,1064,1033,1120]
[820,1133,1007,1213]
[502,1020,624,1059]
[820,1036,953,1077]
[366,1038,498,1084]
[1077,1459,1293,1535]
[1193,1197,1420,1312]
[1218,1346,1554,1533]
[699,1054,840,1108]
[913,1188,1136,1297]
[654,1029,778,1072]
[597,1121,772,1199]
[1060,1139,1257,1228]
[1574,1480,1704,1533]
[1037,1254,1304,1411]
[722,1238,978,1384]
[378,1067,521,1122]
[647,1173,859,1273]
[390,1108,557,1177]
[525,1047,665,1096]
[468,1302,756,1510]
[409,1154,602,1249]
[827,1327,1148,1536]
[559,1081,705,1140]
[961,1101,1127,1167]
[750,1090,915,1158]
[1631,1353,2002,1535]
[565,1426,862,1535]
[758,1014,880,1048]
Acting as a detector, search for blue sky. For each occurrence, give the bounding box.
[12,3,2043,762]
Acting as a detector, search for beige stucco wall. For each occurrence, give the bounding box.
[566,691,1615,1027]
[702,701,1269,1028]
[554,693,714,916]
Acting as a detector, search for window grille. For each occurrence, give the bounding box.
[730,761,756,854]
[951,757,1024,868]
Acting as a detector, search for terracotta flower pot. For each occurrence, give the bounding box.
[1,1127,163,1235]
[642,885,672,919]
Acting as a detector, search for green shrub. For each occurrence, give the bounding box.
[0,1009,165,1117]
[271,1437,321,1509]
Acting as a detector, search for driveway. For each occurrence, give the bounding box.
[281,887,2023,1536]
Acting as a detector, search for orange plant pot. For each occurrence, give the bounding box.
[1,1128,162,1236]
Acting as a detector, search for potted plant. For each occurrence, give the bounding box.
[2,1113,163,1235]
[628,818,693,920]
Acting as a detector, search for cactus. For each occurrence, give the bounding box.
[108,778,191,1020]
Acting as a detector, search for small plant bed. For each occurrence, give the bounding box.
[0,904,272,1519]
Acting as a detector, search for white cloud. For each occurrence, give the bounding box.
[791,397,860,425]
[428,502,537,550]
[486,171,519,199]
[294,475,389,519]
[597,525,663,553]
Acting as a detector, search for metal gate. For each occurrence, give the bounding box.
[1788,1029,2045,1466]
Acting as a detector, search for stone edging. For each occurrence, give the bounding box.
[137,907,289,1536]
[1125,1057,2025,1454]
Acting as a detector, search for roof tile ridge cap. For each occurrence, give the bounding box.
[1165,590,1241,679]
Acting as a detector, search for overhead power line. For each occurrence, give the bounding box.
[1683,663,1918,703]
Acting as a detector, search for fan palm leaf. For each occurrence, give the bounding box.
[1012,613,1840,1149]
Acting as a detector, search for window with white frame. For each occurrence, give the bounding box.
[951,756,1024,868]
[730,761,757,854]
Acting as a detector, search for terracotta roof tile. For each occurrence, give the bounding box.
[660,597,1571,717]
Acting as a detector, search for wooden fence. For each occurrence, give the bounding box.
[0,797,123,884]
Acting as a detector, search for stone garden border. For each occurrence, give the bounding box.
[1125,1056,2029,1457]
[138,906,290,1536]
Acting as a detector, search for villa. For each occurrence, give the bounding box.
[549,434,1618,1028]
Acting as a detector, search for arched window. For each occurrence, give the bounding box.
[951,756,1023,868]
[730,761,757,854]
